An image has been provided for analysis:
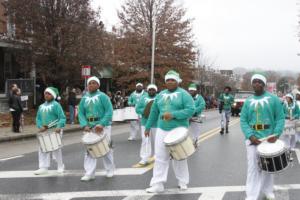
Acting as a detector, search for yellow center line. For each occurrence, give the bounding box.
[134,118,241,170]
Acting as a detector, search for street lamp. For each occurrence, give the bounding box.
[150,16,156,84]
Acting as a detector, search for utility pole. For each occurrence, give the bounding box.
[150,11,156,84]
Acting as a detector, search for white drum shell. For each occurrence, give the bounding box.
[295,121,300,132]
[123,107,139,120]
[164,127,195,160]
[37,132,62,153]
[112,109,124,122]
[82,132,110,158]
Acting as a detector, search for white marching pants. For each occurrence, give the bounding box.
[245,140,274,200]
[281,134,297,149]
[38,130,64,170]
[221,110,231,129]
[84,126,115,176]
[297,131,300,143]
[150,128,189,186]
[189,121,201,141]
[130,120,140,139]
[140,126,156,163]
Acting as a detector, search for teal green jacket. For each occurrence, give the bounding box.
[128,90,145,106]
[135,93,157,127]
[78,90,113,128]
[193,94,206,116]
[219,93,234,110]
[240,91,285,139]
[36,100,66,129]
[283,102,300,119]
[145,87,195,131]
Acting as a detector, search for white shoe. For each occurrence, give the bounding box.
[80,175,95,182]
[146,183,164,193]
[57,164,65,173]
[264,193,275,200]
[34,168,48,175]
[106,170,114,178]
[178,182,188,190]
[128,137,136,141]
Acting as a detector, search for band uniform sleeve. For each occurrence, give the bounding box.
[240,100,254,139]
[295,105,300,119]
[135,96,144,115]
[171,92,195,120]
[145,98,159,130]
[98,94,113,126]
[128,93,134,106]
[36,106,42,129]
[273,97,285,137]
[78,97,88,128]
[56,103,66,128]
[196,95,206,115]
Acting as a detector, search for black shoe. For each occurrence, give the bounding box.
[220,128,224,135]
[226,128,229,134]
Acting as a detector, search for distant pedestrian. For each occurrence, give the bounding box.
[68,88,77,124]
[113,91,124,109]
[218,86,234,134]
[8,87,23,133]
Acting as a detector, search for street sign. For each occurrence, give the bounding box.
[81,65,91,78]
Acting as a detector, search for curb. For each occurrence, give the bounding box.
[0,126,82,143]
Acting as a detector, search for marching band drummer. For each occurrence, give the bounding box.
[240,73,285,200]
[144,70,195,193]
[281,93,300,150]
[127,83,145,141]
[135,84,158,167]
[295,92,300,143]
[34,87,66,175]
[218,86,234,134]
[78,76,115,181]
[188,83,206,142]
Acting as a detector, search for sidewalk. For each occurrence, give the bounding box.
[0,124,82,143]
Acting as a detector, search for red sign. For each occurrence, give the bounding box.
[81,65,91,78]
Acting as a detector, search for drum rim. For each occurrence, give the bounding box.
[164,127,189,146]
[257,140,287,156]
[82,132,106,144]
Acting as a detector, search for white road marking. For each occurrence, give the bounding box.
[0,155,24,162]
[122,195,154,200]
[198,191,225,200]
[1,184,300,200]
[294,148,300,165]
[0,168,151,178]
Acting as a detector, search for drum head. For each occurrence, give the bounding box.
[82,132,105,144]
[257,140,285,156]
[164,127,188,146]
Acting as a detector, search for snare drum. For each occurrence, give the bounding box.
[295,121,300,132]
[123,107,139,120]
[164,127,195,160]
[284,120,295,135]
[257,140,289,173]
[37,131,62,153]
[82,132,110,158]
[112,109,124,122]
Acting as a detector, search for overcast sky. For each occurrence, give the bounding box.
[92,0,300,71]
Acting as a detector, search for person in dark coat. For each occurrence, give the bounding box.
[8,87,23,133]
[68,88,77,124]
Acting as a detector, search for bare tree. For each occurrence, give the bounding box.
[4,0,111,89]
[114,0,196,90]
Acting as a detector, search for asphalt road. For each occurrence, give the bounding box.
[0,110,300,200]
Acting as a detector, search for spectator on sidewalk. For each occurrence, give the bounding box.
[68,88,77,124]
[8,87,23,133]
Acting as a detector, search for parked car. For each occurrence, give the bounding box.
[231,91,254,116]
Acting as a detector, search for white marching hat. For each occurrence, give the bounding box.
[251,74,267,85]
[147,84,157,91]
[87,76,100,85]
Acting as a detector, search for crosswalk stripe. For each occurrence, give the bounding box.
[0,168,150,178]
[1,184,300,200]
[0,155,24,162]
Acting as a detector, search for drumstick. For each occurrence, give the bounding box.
[258,134,276,142]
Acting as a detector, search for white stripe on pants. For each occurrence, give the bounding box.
[245,140,274,200]
[221,110,231,128]
[150,128,189,186]
[38,131,64,170]
[140,126,156,163]
[189,121,201,141]
[130,120,140,139]
[84,126,115,176]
